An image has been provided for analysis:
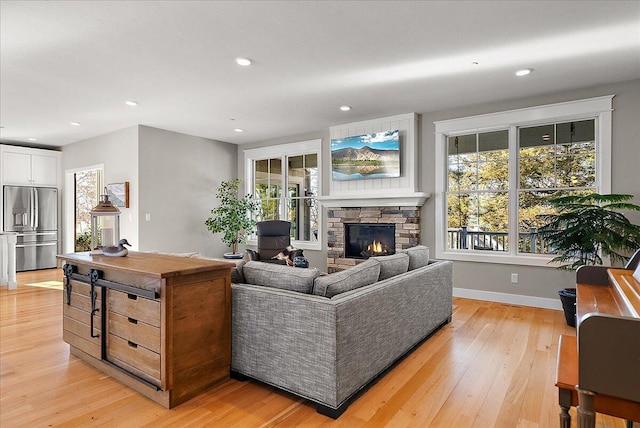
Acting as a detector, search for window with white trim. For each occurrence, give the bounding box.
[435,96,612,266]
[244,139,322,250]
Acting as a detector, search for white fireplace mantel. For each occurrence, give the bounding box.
[317,192,430,208]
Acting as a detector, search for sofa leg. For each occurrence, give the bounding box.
[317,401,349,419]
[230,370,248,382]
[446,315,452,323]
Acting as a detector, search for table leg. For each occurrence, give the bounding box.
[577,387,596,428]
[559,388,572,428]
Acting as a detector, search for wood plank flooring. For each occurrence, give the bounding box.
[0,269,626,427]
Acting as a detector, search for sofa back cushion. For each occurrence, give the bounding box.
[370,253,409,280]
[313,259,380,298]
[230,260,246,283]
[402,245,430,270]
[243,261,320,294]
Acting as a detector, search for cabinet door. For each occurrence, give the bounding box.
[31,154,58,186]
[2,151,32,184]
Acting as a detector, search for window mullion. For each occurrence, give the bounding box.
[280,155,287,221]
[508,125,519,256]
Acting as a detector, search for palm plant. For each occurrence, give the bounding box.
[537,193,640,270]
[205,179,259,255]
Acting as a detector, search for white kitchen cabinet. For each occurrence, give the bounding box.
[1,145,61,187]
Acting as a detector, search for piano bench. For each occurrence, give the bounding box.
[555,334,640,428]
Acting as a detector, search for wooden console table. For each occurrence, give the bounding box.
[56,251,235,408]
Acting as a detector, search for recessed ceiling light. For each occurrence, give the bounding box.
[515,68,533,77]
[235,58,252,66]
[234,128,244,133]
[70,122,81,126]
[28,138,37,141]
[340,106,352,111]
[125,100,138,106]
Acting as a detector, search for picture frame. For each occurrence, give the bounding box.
[331,129,400,181]
[106,182,130,208]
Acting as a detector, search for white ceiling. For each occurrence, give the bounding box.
[1,1,639,147]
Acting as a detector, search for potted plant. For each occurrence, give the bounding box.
[537,193,640,326]
[205,179,259,259]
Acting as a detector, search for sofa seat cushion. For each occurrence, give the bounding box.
[370,253,409,280]
[402,245,430,270]
[313,259,380,298]
[243,261,320,294]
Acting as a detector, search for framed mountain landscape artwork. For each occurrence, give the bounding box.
[331,129,400,181]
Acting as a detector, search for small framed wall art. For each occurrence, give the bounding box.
[106,182,130,208]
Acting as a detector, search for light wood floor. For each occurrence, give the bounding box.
[0,269,625,428]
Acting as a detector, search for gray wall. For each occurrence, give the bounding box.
[421,79,640,299]
[61,126,139,251]
[62,125,237,257]
[138,126,237,256]
[238,79,640,300]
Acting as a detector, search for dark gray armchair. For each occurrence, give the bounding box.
[246,220,302,265]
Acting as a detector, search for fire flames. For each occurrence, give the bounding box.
[367,240,383,254]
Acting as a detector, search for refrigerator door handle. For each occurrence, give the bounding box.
[16,242,58,248]
[34,187,39,229]
[29,187,34,229]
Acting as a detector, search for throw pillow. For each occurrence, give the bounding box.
[370,252,409,280]
[243,261,320,294]
[402,245,430,270]
[312,259,381,298]
[231,260,246,283]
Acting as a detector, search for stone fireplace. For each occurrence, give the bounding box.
[326,206,420,273]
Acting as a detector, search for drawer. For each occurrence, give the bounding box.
[107,289,160,327]
[108,312,160,353]
[107,333,161,385]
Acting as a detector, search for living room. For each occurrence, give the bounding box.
[1,1,639,427]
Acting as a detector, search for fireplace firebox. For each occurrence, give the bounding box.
[344,223,396,259]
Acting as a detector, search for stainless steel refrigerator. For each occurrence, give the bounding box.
[3,185,58,271]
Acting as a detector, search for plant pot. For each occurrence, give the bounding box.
[223,252,244,259]
[558,288,577,327]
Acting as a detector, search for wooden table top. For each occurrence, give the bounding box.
[56,251,236,279]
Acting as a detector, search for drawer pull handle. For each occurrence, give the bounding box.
[127,317,138,324]
[127,341,138,348]
[127,293,138,300]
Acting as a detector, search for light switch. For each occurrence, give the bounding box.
[145,213,151,221]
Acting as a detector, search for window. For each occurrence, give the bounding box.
[435,96,612,266]
[244,139,322,249]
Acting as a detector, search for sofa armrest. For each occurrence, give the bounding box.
[245,249,259,261]
[231,284,339,407]
[331,260,453,405]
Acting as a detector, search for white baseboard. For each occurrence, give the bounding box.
[453,287,562,310]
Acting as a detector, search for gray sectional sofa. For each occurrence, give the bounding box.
[230,246,453,418]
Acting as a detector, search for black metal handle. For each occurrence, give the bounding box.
[63,264,77,305]
[127,293,138,300]
[127,317,138,324]
[89,269,102,338]
[127,341,138,348]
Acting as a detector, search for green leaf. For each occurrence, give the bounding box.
[537,193,640,269]
[205,179,259,249]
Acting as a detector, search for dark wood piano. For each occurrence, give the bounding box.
[555,250,640,428]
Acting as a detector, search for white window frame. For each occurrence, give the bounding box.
[244,139,322,250]
[434,95,613,266]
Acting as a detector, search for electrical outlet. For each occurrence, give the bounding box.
[511,273,519,283]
